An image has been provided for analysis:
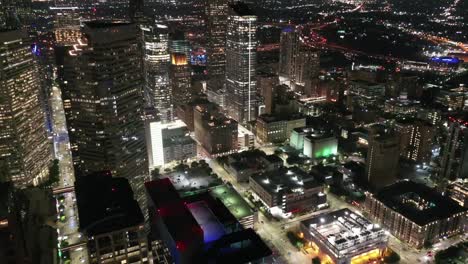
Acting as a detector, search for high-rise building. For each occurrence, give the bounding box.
[170,53,192,107]
[294,47,320,96]
[0,29,52,187]
[145,119,197,169]
[365,126,399,190]
[0,183,58,264]
[395,118,435,163]
[194,104,238,158]
[169,30,191,61]
[278,29,320,95]
[447,182,468,208]
[61,22,148,208]
[435,86,467,111]
[440,120,468,180]
[205,0,228,79]
[51,1,82,46]
[256,114,306,144]
[256,73,279,115]
[250,167,327,214]
[365,181,466,249]
[0,0,32,31]
[278,27,299,81]
[141,23,173,122]
[225,2,257,123]
[175,98,214,132]
[75,172,149,264]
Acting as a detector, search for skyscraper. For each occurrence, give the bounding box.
[278,27,299,81]
[170,53,192,107]
[395,118,435,163]
[0,29,52,187]
[278,28,320,95]
[294,47,320,96]
[141,23,173,122]
[61,22,148,207]
[440,121,468,180]
[225,2,257,124]
[0,184,58,263]
[51,1,82,46]
[205,0,228,79]
[75,172,149,264]
[0,0,32,31]
[169,30,191,61]
[365,126,400,190]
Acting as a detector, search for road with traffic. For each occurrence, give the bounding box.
[50,83,89,264]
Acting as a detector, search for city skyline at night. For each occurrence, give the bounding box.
[0,0,467,264]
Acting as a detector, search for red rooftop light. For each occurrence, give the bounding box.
[176,241,186,251]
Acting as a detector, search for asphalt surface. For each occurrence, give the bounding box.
[50,84,89,264]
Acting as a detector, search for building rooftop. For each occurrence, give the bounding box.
[385,99,420,107]
[163,136,195,147]
[210,185,254,220]
[196,105,237,127]
[262,154,283,164]
[301,208,387,256]
[230,161,251,171]
[187,201,226,243]
[257,113,305,123]
[184,191,238,226]
[147,179,271,262]
[84,21,132,29]
[303,131,336,142]
[238,124,254,137]
[374,181,467,226]
[395,117,432,126]
[200,228,272,264]
[75,172,144,236]
[229,149,267,163]
[164,167,221,193]
[251,167,322,195]
[145,178,203,243]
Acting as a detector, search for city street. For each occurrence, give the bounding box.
[50,84,88,264]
